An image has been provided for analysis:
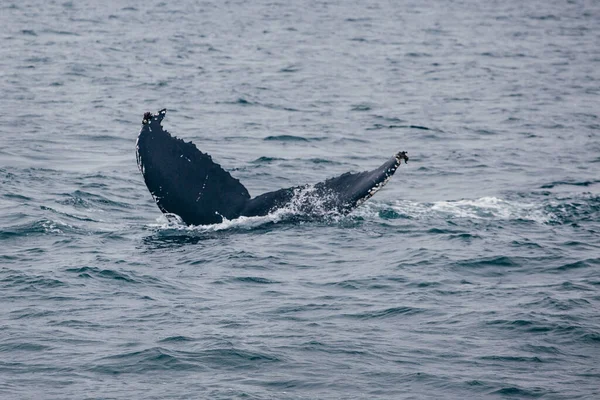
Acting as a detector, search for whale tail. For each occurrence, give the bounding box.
[136,110,408,225]
[136,109,250,225]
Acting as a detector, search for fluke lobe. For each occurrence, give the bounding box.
[136,109,408,225]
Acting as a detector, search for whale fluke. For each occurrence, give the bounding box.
[136,109,408,225]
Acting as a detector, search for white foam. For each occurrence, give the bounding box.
[41,218,71,234]
[147,207,291,232]
[352,196,552,224]
[146,184,348,232]
[399,197,550,223]
[432,197,550,222]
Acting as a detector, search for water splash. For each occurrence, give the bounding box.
[354,197,554,224]
[147,195,561,232]
[146,184,347,231]
[429,197,551,223]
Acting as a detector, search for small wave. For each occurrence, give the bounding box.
[456,256,519,269]
[217,98,302,113]
[345,17,371,22]
[554,259,598,272]
[157,336,196,343]
[543,194,600,225]
[350,103,372,111]
[307,158,341,165]
[232,276,279,284]
[485,316,599,344]
[249,156,343,166]
[479,355,544,363]
[42,29,80,36]
[85,134,130,142]
[234,97,251,105]
[323,278,393,290]
[343,306,423,319]
[581,332,600,343]
[525,296,592,311]
[279,64,301,73]
[0,218,75,238]
[90,347,202,374]
[0,342,51,352]
[62,190,131,209]
[540,179,600,189]
[90,346,280,375]
[366,123,431,131]
[529,14,560,21]
[491,386,546,398]
[264,135,309,142]
[40,205,99,222]
[1,271,66,289]
[250,156,285,164]
[65,266,138,283]
[409,125,431,130]
[405,52,432,58]
[49,319,103,329]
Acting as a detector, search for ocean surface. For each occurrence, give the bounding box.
[1,0,600,399]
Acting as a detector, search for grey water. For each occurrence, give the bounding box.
[1,0,600,398]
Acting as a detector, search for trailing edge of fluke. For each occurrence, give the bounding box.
[136,109,408,225]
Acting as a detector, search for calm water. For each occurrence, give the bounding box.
[1,0,600,399]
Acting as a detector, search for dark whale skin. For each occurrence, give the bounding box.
[136,109,408,225]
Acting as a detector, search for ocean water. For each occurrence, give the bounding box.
[1,0,600,398]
